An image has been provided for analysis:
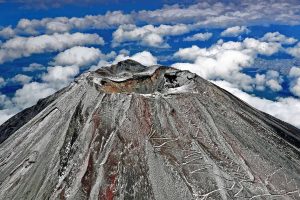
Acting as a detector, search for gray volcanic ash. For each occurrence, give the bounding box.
[0,60,300,200]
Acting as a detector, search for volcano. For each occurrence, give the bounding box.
[0,60,299,200]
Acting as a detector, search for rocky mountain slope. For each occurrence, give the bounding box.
[0,59,300,200]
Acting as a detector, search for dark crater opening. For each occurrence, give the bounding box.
[98,68,191,94]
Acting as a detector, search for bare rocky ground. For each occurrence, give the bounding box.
[0,59,300,200]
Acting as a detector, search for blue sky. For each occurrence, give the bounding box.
[0,0,300,127]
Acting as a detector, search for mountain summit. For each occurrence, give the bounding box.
[0,60,300,199]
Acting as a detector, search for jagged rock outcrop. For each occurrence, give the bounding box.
[0,59,300,200]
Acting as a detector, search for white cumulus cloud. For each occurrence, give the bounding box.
[0,26,15,39]
[12,82,56,110]
[42,65,79,90]
[22,63,45,72]
[112,24,191,48]
[286,42,300,58]
[265,70,283,92]
[183,32,213,41]
[0,77,6,88]
[173,38,282,91]
[53,46,104,67]
[15,11,133,35]
[221,26,250,37]
[0,32,104,64]
[114,51,157,66]
[288,67,300,97]
[10,74,32,85]
[261,32,297,45]
[0,108,16,126]
[243,38,281,56]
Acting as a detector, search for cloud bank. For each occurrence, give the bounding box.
[112,24,190,47]
[214,80,300,128]
[0,32,104,64]
[183,32,213,41]
[3,0,300,37]
[221,26,249,37]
